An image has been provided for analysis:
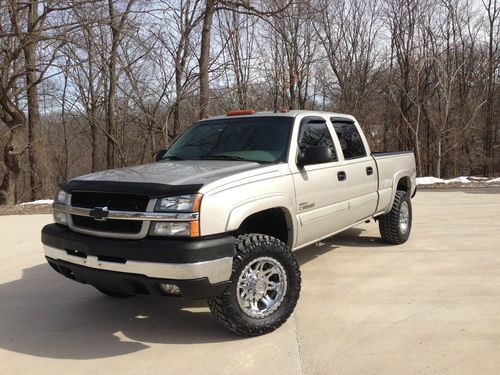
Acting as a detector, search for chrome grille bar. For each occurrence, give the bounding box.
[53,202,199,222]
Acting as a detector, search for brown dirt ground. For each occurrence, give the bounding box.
[418,183,500,194]
[0,204,52,216]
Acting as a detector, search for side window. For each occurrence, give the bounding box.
[298,120,337,161]
[332,121,367,159]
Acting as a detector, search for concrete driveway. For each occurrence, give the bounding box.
[1,191,499,374]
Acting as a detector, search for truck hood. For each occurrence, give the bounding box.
[71,160,265,186]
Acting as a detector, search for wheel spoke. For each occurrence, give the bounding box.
[262,295,274,309]
[250,299,259,311]
[267,281,280,290]
[236,256,288,319]
[262,267,276,277]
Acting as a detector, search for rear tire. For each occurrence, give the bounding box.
[378,190,412,244]
[95,287,134,298]
[208,233,301,336]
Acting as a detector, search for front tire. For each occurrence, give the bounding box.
[378,190,412,244]
[208,233,301,336]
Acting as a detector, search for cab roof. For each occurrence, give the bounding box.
[196,110,356,122]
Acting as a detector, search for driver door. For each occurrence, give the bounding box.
[291,116,350,247]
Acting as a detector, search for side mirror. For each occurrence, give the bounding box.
[297,145,333,167]
[155,149,168,162]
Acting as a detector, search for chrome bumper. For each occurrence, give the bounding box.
[43,245,233,284]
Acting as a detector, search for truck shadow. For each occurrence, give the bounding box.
[0,227,388,360]
[294,227,388,266]
[0,263,239,360]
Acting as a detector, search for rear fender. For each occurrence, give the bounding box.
[389,171,415,209]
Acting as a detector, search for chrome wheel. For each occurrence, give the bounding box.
[237,256,287,319]
[399,201,410,234]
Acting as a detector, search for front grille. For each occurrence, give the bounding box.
[71,192,149,212]
[71,215,143,234]
[69,191,149,236]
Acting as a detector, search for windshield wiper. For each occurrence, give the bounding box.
[162,155,190,161]
[204,155,248,161]
[202,155,270,164]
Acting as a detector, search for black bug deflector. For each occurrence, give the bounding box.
[59,180,203,198]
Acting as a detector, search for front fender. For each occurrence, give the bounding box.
[225,194,297,245]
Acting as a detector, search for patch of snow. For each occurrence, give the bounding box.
[416,176,470,185]
[417,176,500,185]
[18,199,54,206]
[416,177,445,185]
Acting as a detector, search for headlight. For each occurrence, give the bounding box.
[53,188,69,225]
[154,194,202,212]
[54,188,69,205]
[152,194,202,237]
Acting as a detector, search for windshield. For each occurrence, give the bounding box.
[162,117,294,164]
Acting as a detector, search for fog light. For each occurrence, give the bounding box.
[150,221,190,236]
[53,210,68,225]
[160,283,181,296]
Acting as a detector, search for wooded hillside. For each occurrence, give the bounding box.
[1,0,500,204]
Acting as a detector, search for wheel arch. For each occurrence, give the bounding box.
[225,195,296,247]
[388,172,414,210]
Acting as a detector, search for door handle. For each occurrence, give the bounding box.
[366,166,373,176]
[337,171,347,181]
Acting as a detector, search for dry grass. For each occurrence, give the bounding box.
[0,204,52,216]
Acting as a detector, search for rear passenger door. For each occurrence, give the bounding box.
[331,118,378,223]
[291,116,350,247]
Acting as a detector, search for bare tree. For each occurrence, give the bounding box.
[0,0,75,203]
[481,0,500,175]
[217,9,257,109]
[105,0,137,168]
[153,0,203,140]
[3,0,500,204]
[316,0,382,118]
[198,0,293,118]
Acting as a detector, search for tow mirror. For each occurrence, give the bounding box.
[297,145,333,166]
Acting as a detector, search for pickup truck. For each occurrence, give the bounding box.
[41,110,416,336]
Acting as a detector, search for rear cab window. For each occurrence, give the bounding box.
[331,119,367,160]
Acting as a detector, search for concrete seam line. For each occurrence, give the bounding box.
[292,313,305,375]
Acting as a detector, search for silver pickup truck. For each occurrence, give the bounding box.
[42,110,416,336]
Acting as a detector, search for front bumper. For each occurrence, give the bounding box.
[41,224,235,298]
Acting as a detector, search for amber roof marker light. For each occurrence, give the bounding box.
[226,109,256,116]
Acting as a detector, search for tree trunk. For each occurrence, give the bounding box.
[86,26,99,172]
[0,124,25,205]
[61,71,69,181]
[199,0,215,119]
[173,60,183,138]
[107,0,119,169]
[24,1,42,200]
[436,139,442,179]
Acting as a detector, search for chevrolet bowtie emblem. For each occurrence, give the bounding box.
[89,206,109,221]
